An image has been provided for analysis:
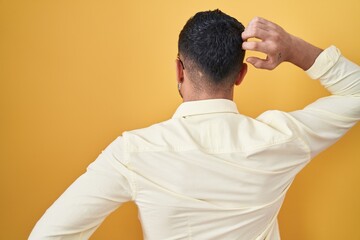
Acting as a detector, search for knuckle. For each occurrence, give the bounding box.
[255,61,265,69]
[252,28,260,36]
[268,45,279,54]
[245,26,256,36]
[252,22,261,31]
[265,65,273,70]
[251,41,260,49]
[273,33,281,41]
[253,16,262,22]
[249,16,261,26]
[269,61,278,70]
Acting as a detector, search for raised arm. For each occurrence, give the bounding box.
[243,17,360,157]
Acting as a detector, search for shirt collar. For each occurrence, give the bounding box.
[172,99,239,119]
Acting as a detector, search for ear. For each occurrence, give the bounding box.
[175,59,184,84]
[235,63,247,86]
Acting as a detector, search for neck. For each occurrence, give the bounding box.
[182,88,234,102]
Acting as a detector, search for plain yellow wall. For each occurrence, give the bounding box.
[1,0,359,239]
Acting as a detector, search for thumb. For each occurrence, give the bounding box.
[246,57,267,69]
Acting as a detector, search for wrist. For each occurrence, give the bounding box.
[287,35,323,71]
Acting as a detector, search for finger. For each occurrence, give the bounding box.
[242,17,280,40]
[242,27,270,41]
[246,56,267,69]
[246,16,266,28]
[246,56,276,70]
[242,19,270,40]
[242,41,270,53]
[249,17,279,31]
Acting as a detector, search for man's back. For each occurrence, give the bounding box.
[122,99,308,239]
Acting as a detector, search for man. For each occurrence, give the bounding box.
[29,10,360,239]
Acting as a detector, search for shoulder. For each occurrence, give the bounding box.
[121,118,183,151]
[256,110,300,135]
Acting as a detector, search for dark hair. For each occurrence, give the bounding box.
[178,9,245,87]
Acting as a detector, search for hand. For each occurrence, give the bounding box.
[241,17,293,70]
[242,17,322,70]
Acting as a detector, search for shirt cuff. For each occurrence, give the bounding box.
[306,45,341,80]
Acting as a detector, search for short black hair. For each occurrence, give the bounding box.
[178,9,245,88]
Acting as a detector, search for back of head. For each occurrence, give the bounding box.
[178,9,245,92]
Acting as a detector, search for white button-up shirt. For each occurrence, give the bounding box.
[29,46,360,240]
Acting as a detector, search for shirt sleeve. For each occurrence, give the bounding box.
[288,46,360,158]
[29,136,134,240]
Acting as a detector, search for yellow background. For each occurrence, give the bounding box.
[1,1,359,239]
